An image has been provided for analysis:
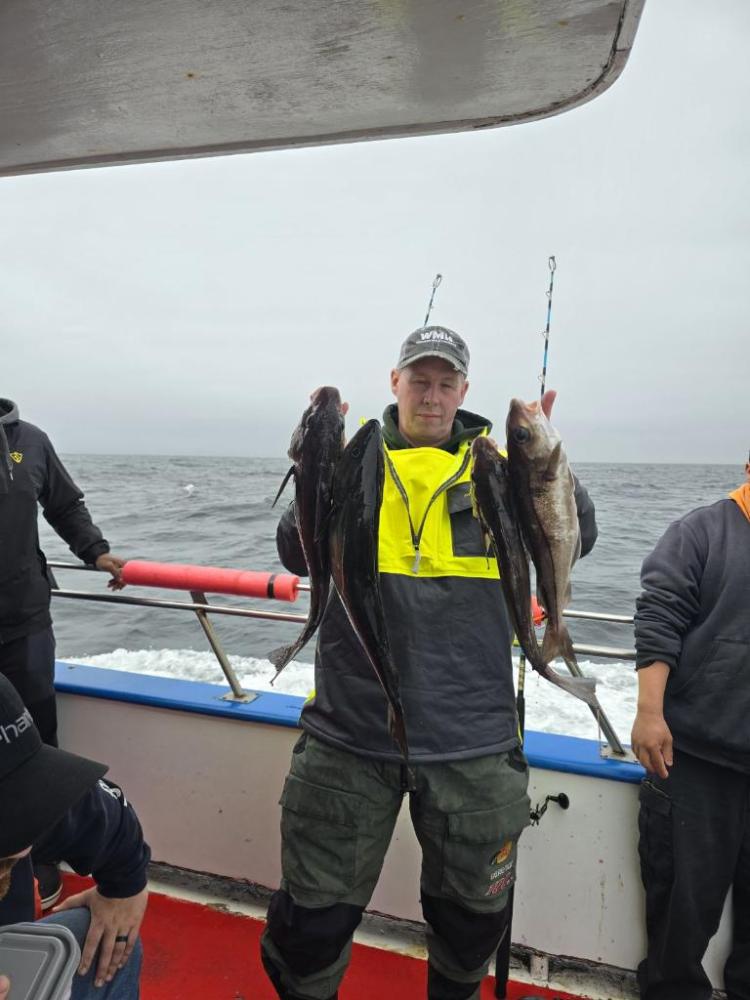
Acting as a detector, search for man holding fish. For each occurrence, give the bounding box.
[262,326,598,1000]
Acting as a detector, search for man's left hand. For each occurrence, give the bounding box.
[95,554,126,590]
[54,886,148,987]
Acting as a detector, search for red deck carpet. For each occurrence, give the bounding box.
[62,875,585,999]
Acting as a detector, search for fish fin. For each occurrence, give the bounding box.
[271,466,295,508]
[267,641,298,682]
[542,442,562,481]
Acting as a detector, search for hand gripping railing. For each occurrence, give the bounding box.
[49,561,637,752]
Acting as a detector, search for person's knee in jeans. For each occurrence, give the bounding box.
[40,907,142,999]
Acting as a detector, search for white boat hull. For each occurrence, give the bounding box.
[56,662,732,990]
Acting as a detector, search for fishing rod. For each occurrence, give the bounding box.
[495,255,557,1000]
[514,255,556,738]
[423,273,442,325]
[539,255,556,397]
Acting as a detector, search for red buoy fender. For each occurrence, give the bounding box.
[120,560,300,602]
[531,595,546,626]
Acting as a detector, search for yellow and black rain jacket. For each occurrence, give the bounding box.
[277,404,597,762]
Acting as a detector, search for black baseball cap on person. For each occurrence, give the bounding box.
[397,326,470,377]
[0,675,108,857]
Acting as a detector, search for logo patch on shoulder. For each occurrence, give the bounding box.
[9,452,22,464]
[98,778,128,807]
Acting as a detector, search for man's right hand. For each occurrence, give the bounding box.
[631,709,673,779]
[0,974,10,999]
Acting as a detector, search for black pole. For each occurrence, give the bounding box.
[494,257,557,997]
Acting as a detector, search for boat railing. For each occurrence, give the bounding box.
[48,560,637,755]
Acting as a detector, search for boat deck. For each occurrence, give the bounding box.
[62,873,595,999]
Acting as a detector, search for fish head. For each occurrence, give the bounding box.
[342,419,382,465]
[331,419,384,511]
[289,386,345,462]
[470,436,507,478]
[506,398,562,475]
[310,386,343,411]
[470,436,511,523]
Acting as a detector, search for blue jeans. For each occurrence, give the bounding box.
[40,908,142,1000]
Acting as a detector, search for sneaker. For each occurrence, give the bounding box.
[34,862,62,910]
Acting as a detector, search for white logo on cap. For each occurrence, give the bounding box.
[0,708,33,745]
[419,330,456,345]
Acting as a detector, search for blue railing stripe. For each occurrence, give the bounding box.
[55,661,642,784]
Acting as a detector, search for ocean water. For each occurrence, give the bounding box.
[40,456,742,745]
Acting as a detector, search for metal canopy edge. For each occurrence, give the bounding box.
[0,0,645,176]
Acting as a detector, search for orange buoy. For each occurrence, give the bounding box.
[531,595,546,626]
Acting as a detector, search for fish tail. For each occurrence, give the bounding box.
[541,620,576,667]
[547,668,598,707]
[540,623,598,706]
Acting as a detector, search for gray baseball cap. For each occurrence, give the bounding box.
[397,326,469,376]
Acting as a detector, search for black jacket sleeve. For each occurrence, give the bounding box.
[33,778,151,898]
[573,475,598,558]
[276,503,308,576]
[634,516,706,671]
[39,435,110,565]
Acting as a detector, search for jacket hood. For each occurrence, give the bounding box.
[0,399,19,424]
[0,399,19,493]
[382,403,492,452]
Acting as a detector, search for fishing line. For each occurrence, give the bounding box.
[423,273,442,325]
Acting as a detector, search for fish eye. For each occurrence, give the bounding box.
[513,427,531,443]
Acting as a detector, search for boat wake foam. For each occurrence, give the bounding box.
[62,649,637,742]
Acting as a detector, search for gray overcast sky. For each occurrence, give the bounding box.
[1,1,748,464]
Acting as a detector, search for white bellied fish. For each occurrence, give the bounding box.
[471,436,596,705]
[506,398,582,674]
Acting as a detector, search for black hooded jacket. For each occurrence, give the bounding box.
[0,399,110,643]
[0,778,150,925]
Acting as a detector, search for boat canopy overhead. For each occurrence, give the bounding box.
[0,0,644,177]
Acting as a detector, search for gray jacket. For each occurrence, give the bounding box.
[635,498,750,771]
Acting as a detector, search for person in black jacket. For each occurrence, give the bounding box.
[0,397,126,752]
[261,327,598,1000]
[0,674,149,999]
[631,456,750,1000]
[0,397,128,909]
